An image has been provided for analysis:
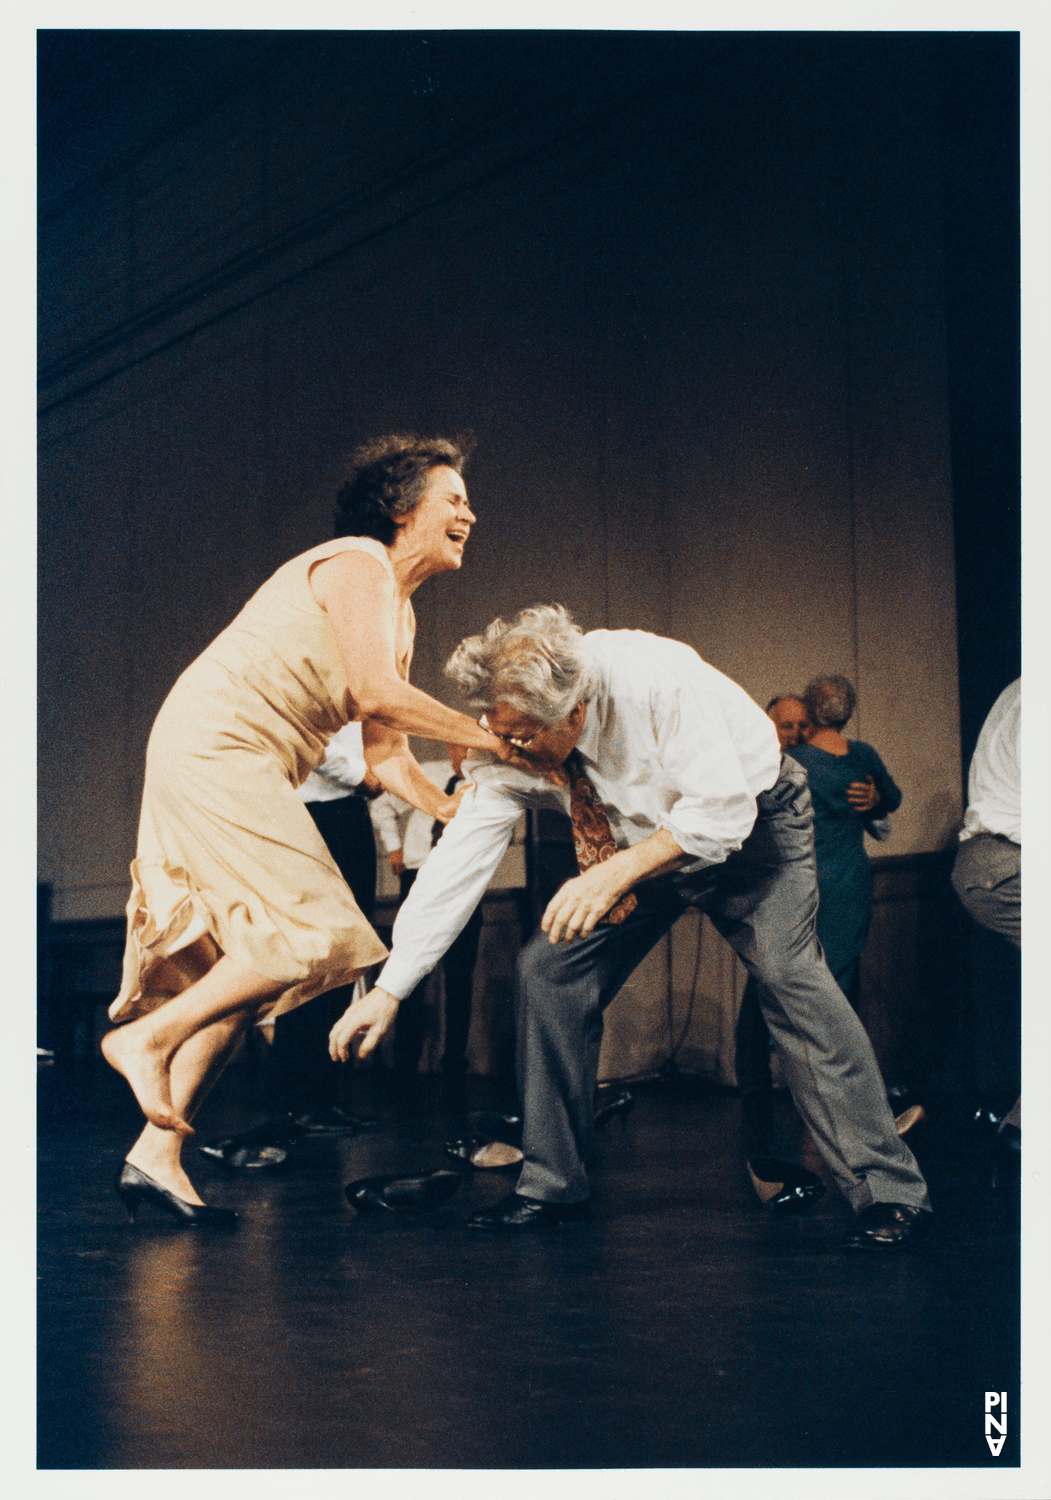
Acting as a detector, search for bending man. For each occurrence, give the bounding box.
[331,606,931,1250]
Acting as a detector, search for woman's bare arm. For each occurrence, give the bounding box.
[361,720,464,821]
[309,550,499,753]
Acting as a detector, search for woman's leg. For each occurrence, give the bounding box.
[124,1010,255,1203]
[102,956,284,1133]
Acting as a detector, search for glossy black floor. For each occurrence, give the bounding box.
[39,1059,1019,1470]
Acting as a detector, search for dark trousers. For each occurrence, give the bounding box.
[393,867,484,1078]
[267,795,377,1113]
[513,758,930,1215]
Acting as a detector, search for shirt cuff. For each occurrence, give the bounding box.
[375,956,423,1002]
[656,815,731,868]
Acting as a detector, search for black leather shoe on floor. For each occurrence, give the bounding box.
[443,1136,524,1170]
[466,1110,523,1144]
[199,1119,298,1169]
[344,1169,463,1215]
[594,1086,634,1129]
[842,1202,931,1251]
[466,1194,587,1230]
[293,1105,379,1135]
[747,1158,827,1213]
[205,1142,291,1171]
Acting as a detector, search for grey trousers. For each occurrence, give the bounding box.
[951,832,1021,1131]
[514,757,931,1216]
[951,833,1021,950]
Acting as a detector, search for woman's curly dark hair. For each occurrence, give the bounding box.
[333,433,474,544]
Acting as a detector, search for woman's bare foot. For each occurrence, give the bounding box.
[101,1024,193,1136]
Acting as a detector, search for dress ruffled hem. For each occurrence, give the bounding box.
[109,857,387,1025]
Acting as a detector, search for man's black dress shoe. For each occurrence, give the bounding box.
[467,1194,588,1230]
[747,1158,827,1213]
[344,1169,463,1215]
[292,1104,379,1135]
[842,1202,931,1251]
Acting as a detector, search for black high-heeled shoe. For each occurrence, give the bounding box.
[746,1158,827,1214]
[594,1086,634,1130]
[115,1162,238,1228]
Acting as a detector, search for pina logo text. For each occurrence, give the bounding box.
[985,1391,1007,1456]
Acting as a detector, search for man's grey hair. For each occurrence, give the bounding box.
[445,604,595,725]
[804,674,857,730]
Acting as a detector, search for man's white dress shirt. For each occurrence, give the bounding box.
[376,630,781,1000]
[960,678,1021,843]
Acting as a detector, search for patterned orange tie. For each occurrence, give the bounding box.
[564,750,638,925]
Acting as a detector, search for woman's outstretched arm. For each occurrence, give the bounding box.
[310,550,500,753]
[361,719,465,820]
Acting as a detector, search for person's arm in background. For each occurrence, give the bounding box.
[368,789,408,876]
[849,746,902,835]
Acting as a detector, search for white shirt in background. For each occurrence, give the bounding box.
[960,678,1021,843]
[369,760,454,871]
[297,721,368,804]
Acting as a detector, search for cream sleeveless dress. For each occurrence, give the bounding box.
[110,537,405,1024]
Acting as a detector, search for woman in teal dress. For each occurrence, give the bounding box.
[790,675,902,1002]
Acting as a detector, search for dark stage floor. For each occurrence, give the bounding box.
[38,1061,1020,1471]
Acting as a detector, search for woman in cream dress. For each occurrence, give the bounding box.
[103,435,508,1226]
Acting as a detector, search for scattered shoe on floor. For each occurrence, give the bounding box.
[444,1136,525,1169]
[344,1169,464,1215]
[292,1104,380,1135]
[746,1157,827,1213]
[594,1086,634,1129]
[200,1104,379,1169]
[200,1117,298,1169]
[894,1104,927,1136]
